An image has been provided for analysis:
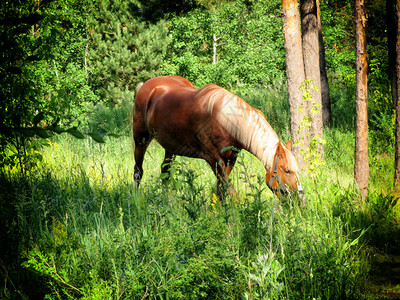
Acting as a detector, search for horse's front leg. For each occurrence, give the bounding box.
[213,159,238,202]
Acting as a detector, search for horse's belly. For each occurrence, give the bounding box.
[154,130,208,159]
[154,119,238,161]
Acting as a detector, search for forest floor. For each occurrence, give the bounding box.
[368,252,400,299]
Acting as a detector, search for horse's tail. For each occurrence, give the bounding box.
[131,82,144,122]
[130,103,136,154]
[131,82,144,153]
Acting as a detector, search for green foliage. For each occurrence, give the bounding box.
[164,0,285,88]
[0,0,98,173]
[246,251,285,299]
[164,8,212,85]
[367,0,393,116]
[330,84,356,130]
[296,80,326,177]
[320,0,395,147]
[319,1,355,84]
[84,98,132,134]
[212,0,285,86]
[134,0,199,22]
[0,0,170,174]
[370,110,396,155]
[236,81,291,139]
[88,0,171,104]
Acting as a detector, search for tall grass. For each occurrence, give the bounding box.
[1,84,399,299]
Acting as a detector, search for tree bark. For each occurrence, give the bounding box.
[354,0,369,198]
[395,0,400,192]
[282,0,308,167]
[316,0,331,126]
[301,0,324,157]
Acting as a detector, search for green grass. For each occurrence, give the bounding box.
[1,85,399,299]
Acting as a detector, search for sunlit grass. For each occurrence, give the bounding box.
[3,85,399,299]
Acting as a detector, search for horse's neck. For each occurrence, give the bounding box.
[238,115,279,172]
[209,90,279,171]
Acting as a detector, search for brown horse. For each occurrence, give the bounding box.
[132,76,305,204]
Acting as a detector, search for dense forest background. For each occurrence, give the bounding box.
[1,0,400,299]
[1,0,395,147]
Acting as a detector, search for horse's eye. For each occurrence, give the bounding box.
[284,169,291,175]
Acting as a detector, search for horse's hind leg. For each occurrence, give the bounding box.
[161,151,175,184]
[133,134,150,186]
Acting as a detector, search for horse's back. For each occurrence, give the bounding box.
[133,76,197,126]
[136,76,195,100]
[134,75,203,133]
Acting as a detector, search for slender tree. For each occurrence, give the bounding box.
[354,0,369,198]
[282,0,308,166]
[301,0,324,157]
[395,0,400,191]
[316,0,331,125]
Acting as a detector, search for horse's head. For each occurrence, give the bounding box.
[265,140,305,206]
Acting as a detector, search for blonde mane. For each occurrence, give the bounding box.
[198,84,299,173]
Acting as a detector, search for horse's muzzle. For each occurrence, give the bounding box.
[298,189,306,207]
[296,177,306,207]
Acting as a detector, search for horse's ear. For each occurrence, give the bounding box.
[285,140,292,151]
[276,141,285,156]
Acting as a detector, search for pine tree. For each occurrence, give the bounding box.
[89,0,171,104]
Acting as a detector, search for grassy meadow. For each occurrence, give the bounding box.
[1,85,400,299]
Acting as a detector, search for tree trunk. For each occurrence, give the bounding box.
[282,0,308,167]
[395,0,400,192]
[301,0,324,157]
[354,0,369,198]
[316,0,331,126]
